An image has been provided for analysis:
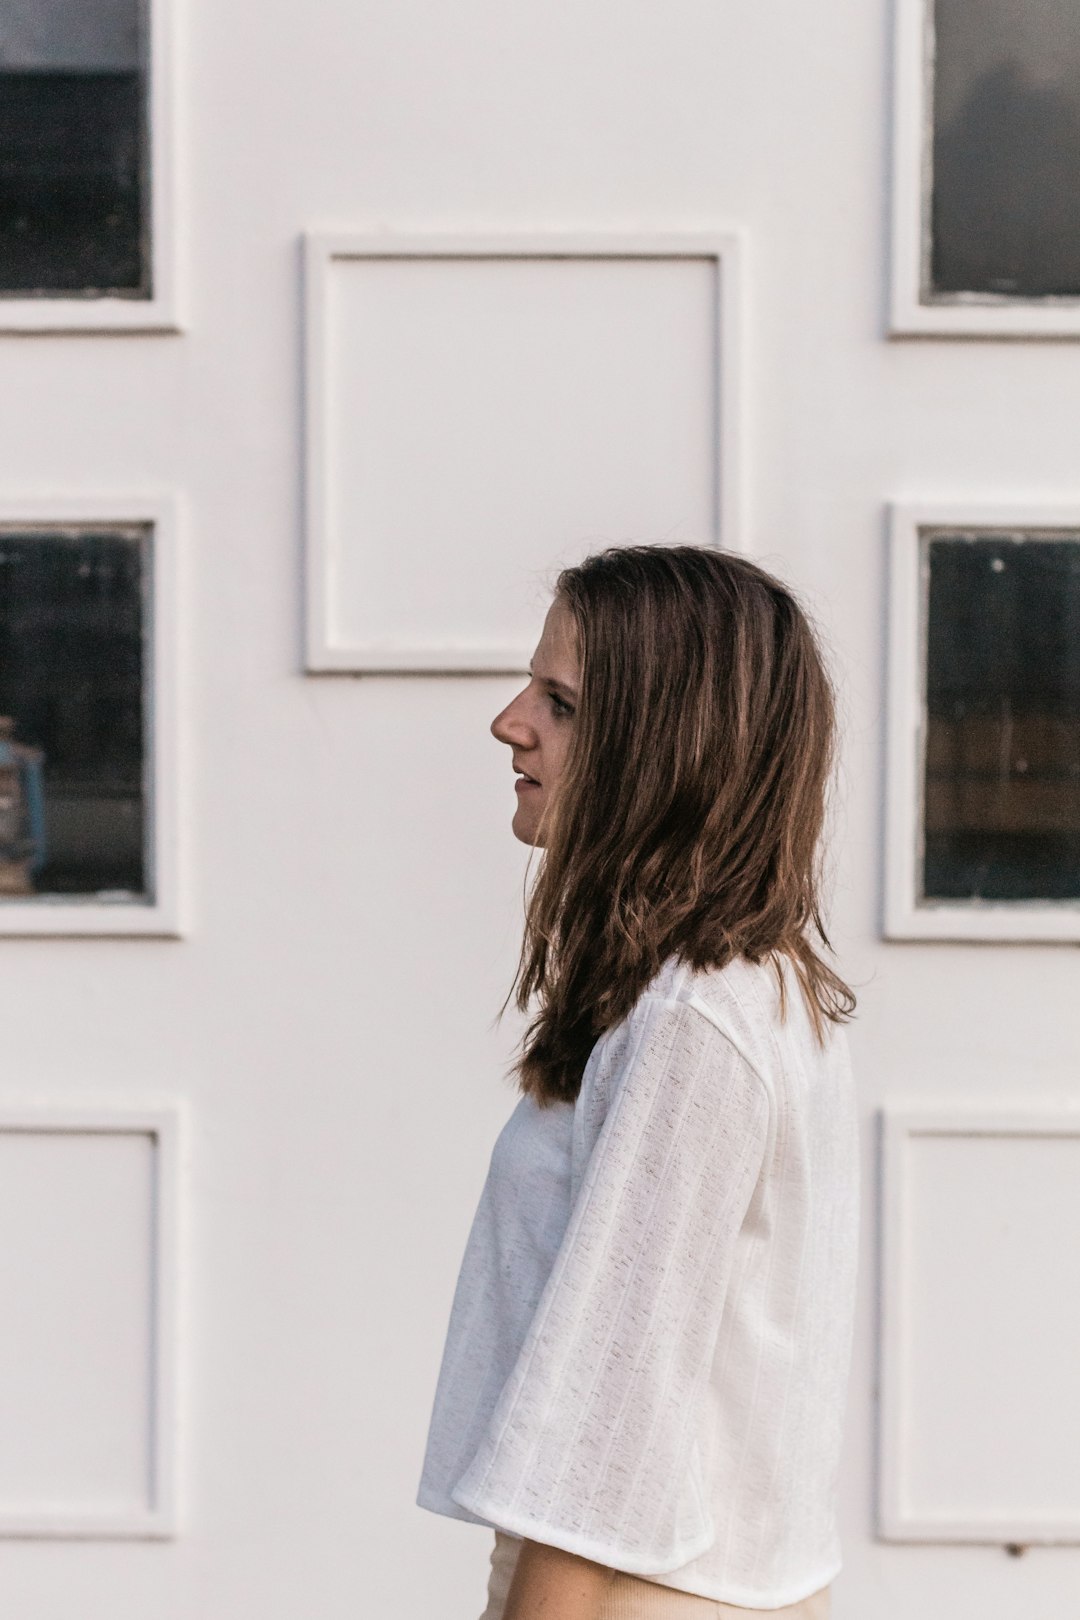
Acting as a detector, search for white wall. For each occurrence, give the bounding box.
[0,0,1077,1615]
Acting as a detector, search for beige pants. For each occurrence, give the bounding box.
[479,1531,831,1620]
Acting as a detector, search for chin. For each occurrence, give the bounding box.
[512,814,545,848]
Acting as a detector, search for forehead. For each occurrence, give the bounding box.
[532,596,580,680]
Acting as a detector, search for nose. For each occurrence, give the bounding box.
[490,690,536,748]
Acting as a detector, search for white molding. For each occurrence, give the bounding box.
[889,0,1080,338]
[0,1101,184,1538]
[0,0,181,334]
[302,229,745,674]
[0,495,184,936]
[884,501,1080,940]
[888,0,931,336]
[878,1105,1080,1544]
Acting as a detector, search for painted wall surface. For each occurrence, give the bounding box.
[0,0,1077,1616]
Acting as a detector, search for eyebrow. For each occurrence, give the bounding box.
[528,663,578,699]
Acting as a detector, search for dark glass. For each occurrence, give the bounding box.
[0,528,147,900]
[930,0,1080,298]
[922,532,1080,903]
[0,0,148,295]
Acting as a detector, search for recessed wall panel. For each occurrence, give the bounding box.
[305,235,740,671]
[879,1110,1080,1542]
[0,1130,153,1508]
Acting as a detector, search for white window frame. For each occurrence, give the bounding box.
[0,1101,183,1537]
[0,0,180,334]
[884,501,1080,940]
[889,0,1080,337]
[302,229,745,674]
[878,1104,1080,1545]
[0,495,183,936]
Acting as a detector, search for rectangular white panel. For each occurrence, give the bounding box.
[0,1106,181,1536]
[304,233,742,672]
[879,1108,1080,1543]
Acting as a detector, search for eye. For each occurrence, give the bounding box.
[549,691,575,718]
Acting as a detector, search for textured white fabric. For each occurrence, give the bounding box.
[416,954,859,1610]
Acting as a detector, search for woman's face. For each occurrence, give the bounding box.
[490,595,580,846]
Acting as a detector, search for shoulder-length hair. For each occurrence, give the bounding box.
[510,543,855,1107]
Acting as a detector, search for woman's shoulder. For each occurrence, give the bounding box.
[674,952,784,1015]
[666,952,850,1079]
[611,952,850,1085]
[631,953,783,1025]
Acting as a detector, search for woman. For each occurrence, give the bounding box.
[416,545,860,1619]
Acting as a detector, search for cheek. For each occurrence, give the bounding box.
[546,729,573,783]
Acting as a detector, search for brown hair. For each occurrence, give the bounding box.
[509,543,854,1107]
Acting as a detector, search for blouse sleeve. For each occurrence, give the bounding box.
[448,990,770,1575]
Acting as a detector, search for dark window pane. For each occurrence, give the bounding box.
[0,527,148,901]
[922,531,1080,902]
[930,0,1080,298]
[0,0,148,295]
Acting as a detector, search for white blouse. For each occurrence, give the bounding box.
[416,954,860,1609]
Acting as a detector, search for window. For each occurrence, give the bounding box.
[885,506,1080,938]
[932,0,1080,301]
[0,502,179,935]
[0,0,176,329]
[891,0,1080,334]
[0,526,146,900]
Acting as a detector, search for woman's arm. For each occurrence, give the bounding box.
[450,996,768,1570]
[502,1538,616,1620]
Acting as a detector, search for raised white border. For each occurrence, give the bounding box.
[878,1105,1080,1544]
[0,495,183,936]
[889,0,1080,337]
[302,230,745,673]
[0,0,180,334]
[0,1101,184,1537]
[884,501,1080,940]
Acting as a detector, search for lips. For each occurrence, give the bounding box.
[514,768,541,786]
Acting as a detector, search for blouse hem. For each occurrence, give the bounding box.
[437,1482,842,1610]
[447,1481,716,1575]
[415,1483,490,1529]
